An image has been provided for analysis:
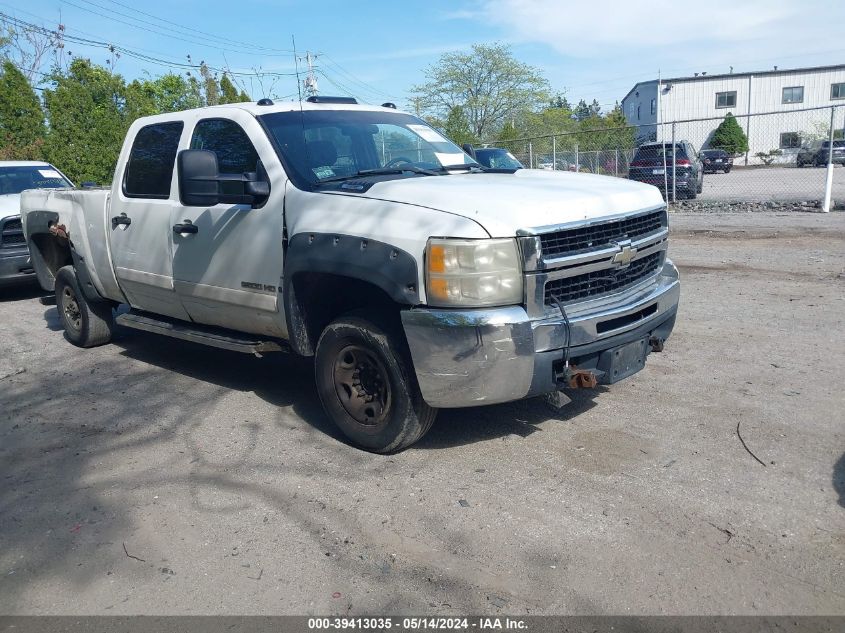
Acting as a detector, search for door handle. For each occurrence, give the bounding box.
[172,220,199,235]
[111,213,131,228]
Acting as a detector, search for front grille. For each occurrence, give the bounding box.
[545,251,663,305]
[539,209,665,259]
[0,218,25,248]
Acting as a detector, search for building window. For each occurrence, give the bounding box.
[782,86,804,104]
[779,132,801,149]
[715,91,737,109]
[832,83,845,100]
[637,105,640,120]
[650,99,656,115]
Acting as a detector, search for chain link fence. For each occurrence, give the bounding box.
[488,105,845,207]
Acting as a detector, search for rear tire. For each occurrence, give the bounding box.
[55,265,114,348]
[686,181,698,199]
[315,315,436,453]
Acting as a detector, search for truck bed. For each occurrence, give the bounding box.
[21,187,124,301]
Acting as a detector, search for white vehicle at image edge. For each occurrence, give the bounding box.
[0,161,73,287]
[21,96,680,452]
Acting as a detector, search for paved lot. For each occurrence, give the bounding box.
[1,211,844,615]
[698,165,845,202]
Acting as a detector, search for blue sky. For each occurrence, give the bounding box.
[6,0,845,113]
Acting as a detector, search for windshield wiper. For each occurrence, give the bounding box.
[438,164,487,173]
[317,165,440,184]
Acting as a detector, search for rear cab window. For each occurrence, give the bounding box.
[123,122,184,198]
[634,144,687,162]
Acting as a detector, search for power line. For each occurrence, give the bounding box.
[58,0,291,58]
[0,12,300,79]
[0,2,206,65]
[100,0,293,54]
[320,54,393,100]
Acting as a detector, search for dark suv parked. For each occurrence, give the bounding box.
[628,141,703,199]
[463,145,524,170]
[700,149,733,173]
[796,140,845,167]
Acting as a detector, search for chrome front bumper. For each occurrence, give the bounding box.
[401,259,680,408]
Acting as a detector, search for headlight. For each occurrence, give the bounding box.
[425,238,523,307]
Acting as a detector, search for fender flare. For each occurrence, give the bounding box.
[283,232,419,355]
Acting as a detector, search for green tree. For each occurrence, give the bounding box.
[219,74,239,104]
[443,106,477,146]
[711,112,749,155]
[0,60,45,159]
[199,62,220,106]
[126,72,205,117]
[43,59,128,185]
[573,99,601,122]
[412,43,548,139]
[496,120,521,153]
[550,93,572,111]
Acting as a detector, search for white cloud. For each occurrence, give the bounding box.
[475,0,838,60]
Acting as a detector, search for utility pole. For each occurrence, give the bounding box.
[299,51,319,98]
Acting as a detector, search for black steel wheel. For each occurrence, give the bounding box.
[331,344,392,429]
[54,265,114,348]
[315,315,436,453]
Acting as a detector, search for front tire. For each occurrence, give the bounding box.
[55,265,114,348]
[315,315,437,453]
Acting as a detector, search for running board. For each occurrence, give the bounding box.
[115,311,287,356]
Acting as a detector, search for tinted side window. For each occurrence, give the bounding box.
[124,122,183,198]
[190,119,259,175]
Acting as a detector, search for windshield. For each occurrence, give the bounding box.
[259,110,478,187]
[0,165,72,195]
[475,148,523,169]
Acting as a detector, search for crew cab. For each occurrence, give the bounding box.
[1,161,72,287]
[22,97,680,452]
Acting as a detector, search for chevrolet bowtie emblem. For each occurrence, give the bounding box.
[611,240,637,266]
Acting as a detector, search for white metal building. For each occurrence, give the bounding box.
[621,64,845,164]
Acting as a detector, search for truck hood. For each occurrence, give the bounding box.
[0,193,21,219]
[353,169,664,237]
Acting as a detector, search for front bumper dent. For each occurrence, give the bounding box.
[401,259,680,408]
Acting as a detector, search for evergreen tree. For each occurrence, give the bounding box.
[43,59,128,185]
[219,74,239,104]
[0,60,45,160]
[199,62,220,106]
[550,93,571,111]
[711,112,749,155]
[443,106,477,146]
[496,120,521,153]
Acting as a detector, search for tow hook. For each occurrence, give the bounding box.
[649,336,665,352]
[566,367,599,389]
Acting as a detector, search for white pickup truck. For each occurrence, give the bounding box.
[22,96,679,452]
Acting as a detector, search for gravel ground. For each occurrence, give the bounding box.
[0,210,843,615]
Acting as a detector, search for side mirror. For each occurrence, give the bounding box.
[245,180,270,197]
[178,149,271,208]
[178,149,220,207]
[462,143,476,159]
